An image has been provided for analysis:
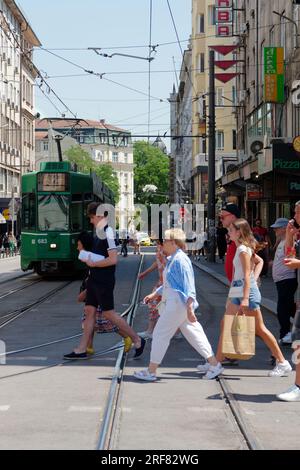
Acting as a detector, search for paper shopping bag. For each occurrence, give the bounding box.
[221,314,255,360]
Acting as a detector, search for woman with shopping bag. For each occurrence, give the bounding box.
[221,218,291,376]
[133,228,224,381]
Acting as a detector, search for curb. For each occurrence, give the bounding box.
[193,260,277,316]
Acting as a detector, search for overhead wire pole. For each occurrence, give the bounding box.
[207,49,216,263]
[148,0,153,144]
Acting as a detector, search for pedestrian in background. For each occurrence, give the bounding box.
[252,218,270,276]
[216,221,228,262]
[270,218,297,344]
[277,202,300,401]
[134,228,223,382]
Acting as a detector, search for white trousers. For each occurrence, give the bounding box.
[150,290,214,365]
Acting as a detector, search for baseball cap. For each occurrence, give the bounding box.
[270,218,289,229]
[221,203,241,218]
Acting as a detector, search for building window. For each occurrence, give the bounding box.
[43,141,49,151]
[197,53,205,73]
[198,14,205,33]
[208,6,216,25]
[232,85,237,105]
[124,153,128,163]
[216,131,224,150]
[216,87,224,106]
[112,152,119,162]
[232,130,237,150]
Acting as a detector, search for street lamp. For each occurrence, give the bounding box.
[273,10,300,48]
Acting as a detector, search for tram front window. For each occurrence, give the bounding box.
[38,194,69,231]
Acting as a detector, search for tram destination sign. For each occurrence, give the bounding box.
[215,0,234,37]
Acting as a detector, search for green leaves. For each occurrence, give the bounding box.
[64,146,120,202]
[133,141,169,205]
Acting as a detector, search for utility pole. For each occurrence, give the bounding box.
[207,50,216,263]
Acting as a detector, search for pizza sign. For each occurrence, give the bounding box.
[216,0,233,37]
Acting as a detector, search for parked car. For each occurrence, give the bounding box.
[138,232,152,246]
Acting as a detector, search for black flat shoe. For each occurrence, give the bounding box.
[63,351,87,360]
[133,337,146,358]
[221,357,239,366]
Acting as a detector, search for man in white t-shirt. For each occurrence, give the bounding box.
[271,218,297,344]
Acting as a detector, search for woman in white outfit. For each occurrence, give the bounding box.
[134,228,223,381]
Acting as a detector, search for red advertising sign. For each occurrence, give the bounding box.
[216,0,233,37]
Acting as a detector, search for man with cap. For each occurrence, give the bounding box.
[64,202,145,359]
[214,203,264,364]
[271,218,297,344]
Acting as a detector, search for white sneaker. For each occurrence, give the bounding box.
[278,332,292,344]
[203,363,224,380]
[133,368,157,382]
[268,360,292,377]
[137,331,153,340]
[277,384,300,402]
[173,332,183,340]
[197,362,210,374]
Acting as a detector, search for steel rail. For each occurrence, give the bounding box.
[193,261,264,450]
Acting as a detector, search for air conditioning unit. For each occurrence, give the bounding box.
[7,98,10,106]
[2,52,6,61]
[247,136,264,159]
[7,58,11,66]
[0,184,4,191]
[14,67,19,74]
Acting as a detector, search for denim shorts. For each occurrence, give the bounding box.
[231,286,261,310]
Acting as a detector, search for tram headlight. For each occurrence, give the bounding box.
[50,243,57,249]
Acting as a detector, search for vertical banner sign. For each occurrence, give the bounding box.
[216,0,233,37]
[264,47,284,103]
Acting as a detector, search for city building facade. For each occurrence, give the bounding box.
[191,0,237,210]
[35,119,134,230]
[0,0,40,227]
[169,46,193,204]
[223,0,300,226]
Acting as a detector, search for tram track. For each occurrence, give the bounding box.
[0,280,74,329]
[97,254,144,450]
[193,261,263,450]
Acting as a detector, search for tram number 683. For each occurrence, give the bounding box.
[37,239,47,244]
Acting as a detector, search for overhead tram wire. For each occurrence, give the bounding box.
[0,11,77,119]
[38,47,166,102]
[33,18,299,52]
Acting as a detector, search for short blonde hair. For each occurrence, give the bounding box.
[164,228,186,250]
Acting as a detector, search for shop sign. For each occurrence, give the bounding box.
[272,141,300,170]
[216,0,233,37]
[264,47,284,103]
[288,179,300,193]
[246,184,262,200]
[293,136,300,153]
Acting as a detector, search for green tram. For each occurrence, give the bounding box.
[21,161,114,276]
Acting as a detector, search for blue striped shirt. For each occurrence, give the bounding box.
[156,249,199,310]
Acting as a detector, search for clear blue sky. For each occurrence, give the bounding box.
[19,0,191,142]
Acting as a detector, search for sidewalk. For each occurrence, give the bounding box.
[0,255,32,282]
[192,256,277,315]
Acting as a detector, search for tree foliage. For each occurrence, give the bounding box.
[133,141,169,205]
[64,146,120,202]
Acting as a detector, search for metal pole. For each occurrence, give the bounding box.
[11,188,14,238]
[207,50,216,263]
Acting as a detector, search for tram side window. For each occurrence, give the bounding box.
[22,193,36,230]
[71,194,83,231]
